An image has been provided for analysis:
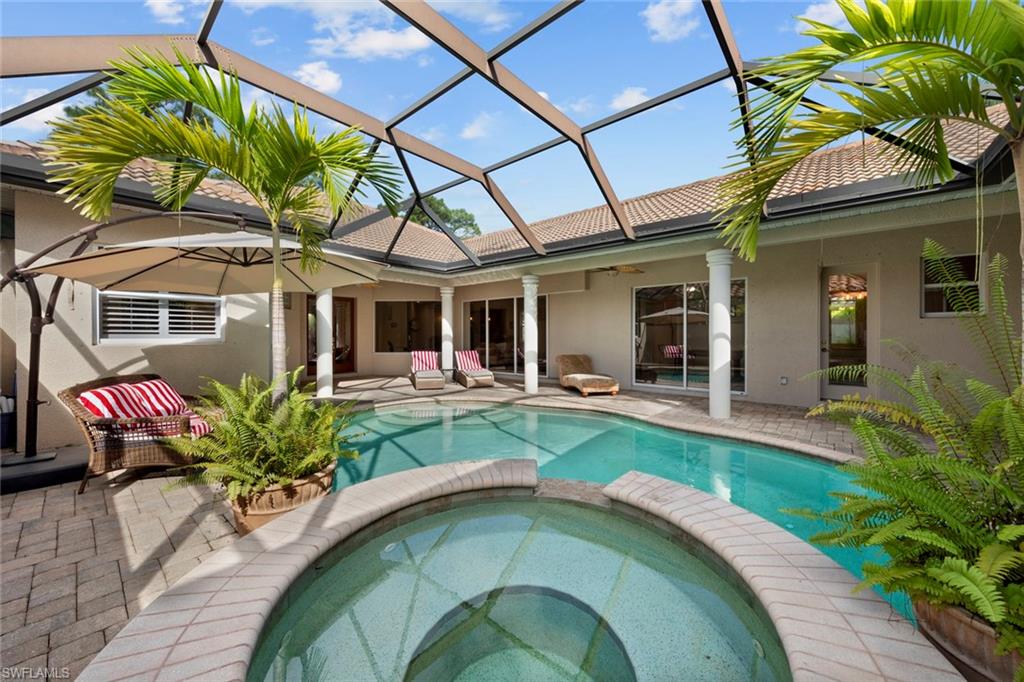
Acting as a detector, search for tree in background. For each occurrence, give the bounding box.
[63,84,213,126]
[410,196,481,239]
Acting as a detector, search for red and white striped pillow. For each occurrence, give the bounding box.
[455,350,484,371]
[132,379,188,416]
[411,351,439,372]
[77,384,149,420]
[184,409,212,438]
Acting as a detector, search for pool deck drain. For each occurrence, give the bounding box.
[65,461,961,682]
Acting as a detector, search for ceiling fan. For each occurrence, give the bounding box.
[591,265,645,276]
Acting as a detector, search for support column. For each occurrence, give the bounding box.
[522,275,539,394]
[440,286,454,378]
[315,289,333,398]
[706,249,734,419]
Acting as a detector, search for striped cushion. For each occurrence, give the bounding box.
[455,350,485,371]
[77,384,149,420]
[411,351,439,372]
[132,379,187,416]
[663,345,685,359]
[186,409,212,438]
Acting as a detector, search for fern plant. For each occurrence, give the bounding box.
[166,368,357,503]
[794,241,1024,670]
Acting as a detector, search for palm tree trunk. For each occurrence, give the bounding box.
[1013,140,1024,381]
[270,222,287,404]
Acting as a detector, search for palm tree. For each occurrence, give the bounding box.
[45,49,403,401]
[716,0,1023,366]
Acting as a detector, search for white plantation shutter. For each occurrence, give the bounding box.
[96,291,224,342]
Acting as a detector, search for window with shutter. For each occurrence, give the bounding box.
[95,290,225,343]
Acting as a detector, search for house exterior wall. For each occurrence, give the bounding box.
[3,184,1019,453]
[297,205,1020,408]
[4,190,271,451]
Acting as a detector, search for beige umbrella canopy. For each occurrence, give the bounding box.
[26,231,383,294]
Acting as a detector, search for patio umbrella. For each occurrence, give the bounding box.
[26,231,383,294]
[639,307,708,324]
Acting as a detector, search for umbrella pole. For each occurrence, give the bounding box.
[23,277,44,458]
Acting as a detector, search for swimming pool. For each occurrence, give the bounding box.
[339,402,908,617]
[249,498,789,681]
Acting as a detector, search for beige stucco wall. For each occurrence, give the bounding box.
[4,190,270,451]
[288,193,1020,408]
[3,183,1019,453]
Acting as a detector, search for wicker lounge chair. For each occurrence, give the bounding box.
[556,355,619,397]
[410,351,445,390]
[454,350,495,388]
[59,373,205,493]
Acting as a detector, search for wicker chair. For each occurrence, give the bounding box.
[59,374,196,493]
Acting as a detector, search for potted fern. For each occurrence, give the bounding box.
[167,369,357,535]
[797,241,1023,681]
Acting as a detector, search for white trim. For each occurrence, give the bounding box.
[93,288,225,346]
[629,277,748,395]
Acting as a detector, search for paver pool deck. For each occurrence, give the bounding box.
[2,382,863,678]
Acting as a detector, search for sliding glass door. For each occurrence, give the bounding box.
[634,280,745,391]
[463,296,547,375]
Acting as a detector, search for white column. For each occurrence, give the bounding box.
[706,249,734,419]
[522,275,539,394]
[440,286,454,378]
[315,289,334,398]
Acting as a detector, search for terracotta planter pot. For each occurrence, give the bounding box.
[914,599,1021,682]
[230,462,335,536]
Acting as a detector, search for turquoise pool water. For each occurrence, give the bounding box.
[339,403,909,617]
[249,499,789,682]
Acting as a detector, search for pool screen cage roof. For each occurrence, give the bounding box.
[0,0,993,273]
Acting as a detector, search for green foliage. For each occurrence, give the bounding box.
[381,196,482,239]
[165,368,357,502]
[715,0,1024,260]
[798,243,1024,666]
[46,49,403,266]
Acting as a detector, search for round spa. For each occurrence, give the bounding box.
[248,498,789,682]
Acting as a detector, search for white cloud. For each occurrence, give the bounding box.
[418,126,446,143]
[145,0,186,24]
[417,54,434,68]
[145,0,205,25]
[721,79,738,95]
[565,97,594,115]
[293,61,342,94]
[538,91,550,101]
[641,0,700,42]
[250,27,277,46]
[232,0,512,61]
[434,0,515,32]
[8,89,64,134]
[796,1,851,31]
[460,112,496,140]
[316,26,432,60]
[609,87,649,112]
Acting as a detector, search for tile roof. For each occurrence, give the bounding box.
[2,107,1007,268]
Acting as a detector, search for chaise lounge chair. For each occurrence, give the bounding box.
[410,351,445,390]
[59,373,210,493]
[556,354,619,397]
[454,350,495,388]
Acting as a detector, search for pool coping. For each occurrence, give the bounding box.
[76,459,538,682]
[605,471,963,682]
[351,394,860,466]
[78,462,961,682]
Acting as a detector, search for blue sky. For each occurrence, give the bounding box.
[1,0,847,232]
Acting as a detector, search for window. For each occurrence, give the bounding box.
[462,296,547,375]
[95,290,224,343]
[922,254,982,316]
[634,279,745,392]
[375,301,441,352]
